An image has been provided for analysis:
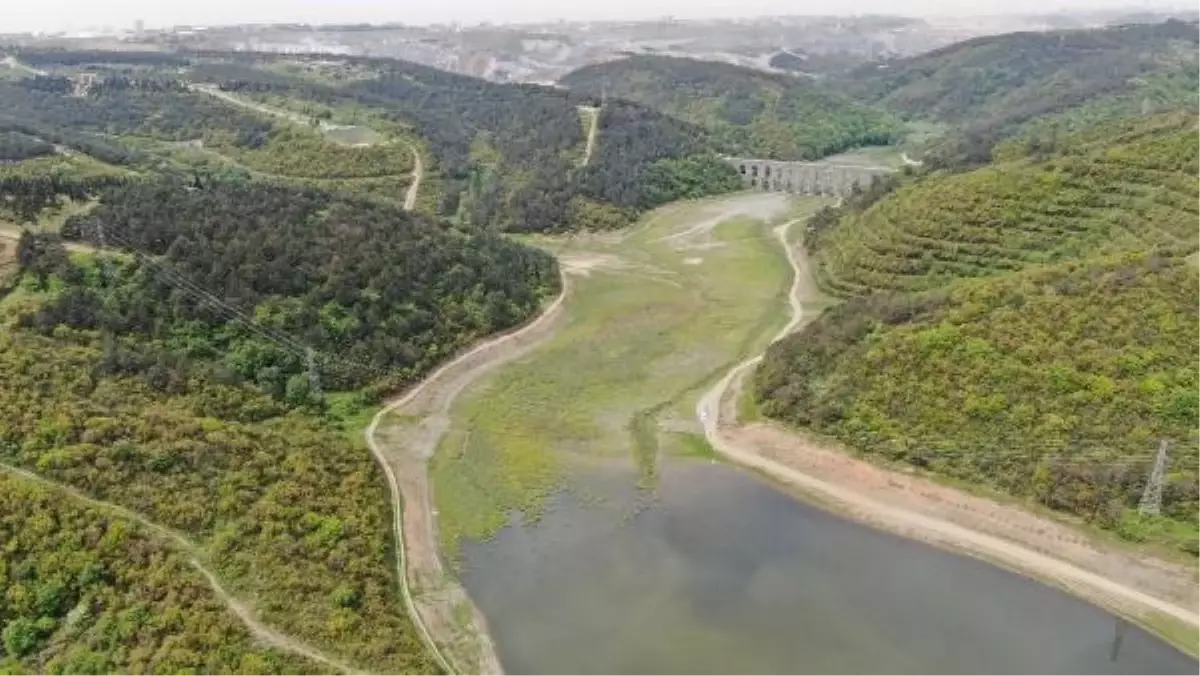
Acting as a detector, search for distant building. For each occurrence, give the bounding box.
[134,19,145,33]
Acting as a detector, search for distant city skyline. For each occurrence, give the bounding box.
[4,0,1192,34]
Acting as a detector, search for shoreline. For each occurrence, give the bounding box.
[365,270,571,675]
[697,217,1199,655]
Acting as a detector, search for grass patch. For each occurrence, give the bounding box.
[736,380,761,423]
[668,432,718,461]
[323,390,377,442]
[0,154,129,181]
[1135,611,1200,659]
[819,145,906,169]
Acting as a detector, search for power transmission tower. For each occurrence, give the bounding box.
[1138,439,1169,516]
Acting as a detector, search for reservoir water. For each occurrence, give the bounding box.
[458,460,1197,674]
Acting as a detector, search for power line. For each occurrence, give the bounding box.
[96,229,399,386]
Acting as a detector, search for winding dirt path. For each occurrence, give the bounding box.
[578,106,599,167]
[189,85,314,126]
[696,221,1199,631]
[2,55,46,76]
[365,270,571,675]
[0,225,98,254]
[0,462,360,674]
[190,84,421,211]
[404,145,423,212]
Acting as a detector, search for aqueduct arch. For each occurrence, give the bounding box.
[730,157,893,197]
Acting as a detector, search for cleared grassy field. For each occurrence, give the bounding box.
[429,193,830,558]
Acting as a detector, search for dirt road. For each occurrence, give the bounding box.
[0,463,359,674]
[0,225,97,254]
[190,85,309,126]
[365,271,571,675]
[190,84,422,212]
[2,56,46,76]
[578,106,599,167]
[404,145,423,211]
[696,220,1199,631]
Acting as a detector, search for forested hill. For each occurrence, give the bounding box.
[757,254,1199,551]
[2,49,744,232]
[180,53,742,231]
[755,112,1200,553]
[0,50,577,672]
[808,111,1198,296]
[0,471,323,674]
[838,20,1199,167]
[560,55,902,161]
[37,180,559,396]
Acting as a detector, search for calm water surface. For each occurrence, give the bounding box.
[458,460,1197,674]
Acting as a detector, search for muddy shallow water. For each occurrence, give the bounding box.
[458,460,1197,674]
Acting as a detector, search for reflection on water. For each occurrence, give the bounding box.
[458,460,1197,674]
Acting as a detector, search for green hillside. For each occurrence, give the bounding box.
[187,53,742,230]
[0,473,322,674]
[840,20,1199,166]
[560,55,902,160]
[3,51,744,232]
[757,253,1199,551]
[757,112,1200,552]
[51,180,557,395]
[0,301,441,672]
[809,112,1198,297]
[0,51,606,672]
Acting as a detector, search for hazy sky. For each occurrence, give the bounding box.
[4,0,1187,33]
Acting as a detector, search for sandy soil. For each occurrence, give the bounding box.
[0,463,357,674]
[403,145,423,211]
[365,271,571,675]
[697,220,1200,631]
[579,106,599,167]
[0,225,97,255]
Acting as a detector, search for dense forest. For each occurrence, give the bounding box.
[808,112,1198,296]
[0,77,275,147]
[0,132,55,161]
[29,180,559,396]
[560,55,903,160]
[0,472,321,674]
[837,20,1200,167]
[14,49,191,68]
[203,55,743,230]
[0,49,758,232]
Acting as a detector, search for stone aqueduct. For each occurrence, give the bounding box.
[726,157,894,197]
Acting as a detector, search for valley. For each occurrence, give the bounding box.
[1,14,1198,675]
[414,193,1196,672]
